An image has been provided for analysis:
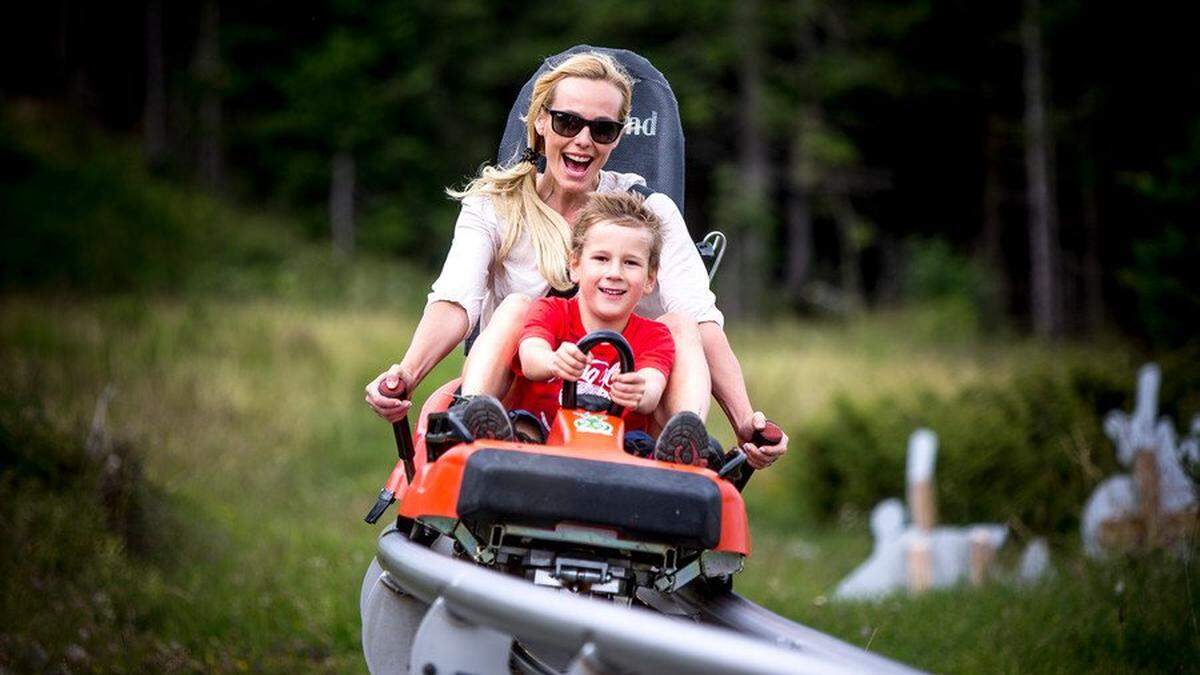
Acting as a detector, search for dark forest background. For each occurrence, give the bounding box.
[3,0,1198,346]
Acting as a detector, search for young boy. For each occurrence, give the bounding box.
[457,191,719,468]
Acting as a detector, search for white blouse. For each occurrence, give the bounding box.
[427,170,724,333]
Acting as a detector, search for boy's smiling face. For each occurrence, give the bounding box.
[570,221,657,331]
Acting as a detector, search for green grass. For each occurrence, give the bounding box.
[0,295,465,672]
[3,294,1196,673]
[737,523,1199,673]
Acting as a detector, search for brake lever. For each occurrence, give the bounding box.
[364,379,418,524]
[717,421,783,492]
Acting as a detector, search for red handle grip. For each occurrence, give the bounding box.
[379,376,408,399]
[750,420,783,447]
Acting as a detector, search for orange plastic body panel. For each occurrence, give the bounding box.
[386,377,462,501]
[546,408,626,450]
[392,380,750,555]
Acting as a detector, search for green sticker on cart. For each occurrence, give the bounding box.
[573,411,614,436]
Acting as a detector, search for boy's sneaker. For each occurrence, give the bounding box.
[623,430,656,458]
[508,409,547,444]
[653,412,710,467]
[457,394,514,442]
[701,435,727,472]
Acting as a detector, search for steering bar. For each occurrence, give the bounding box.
[560,330,636,417]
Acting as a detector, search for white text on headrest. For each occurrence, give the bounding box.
[625,111,658,137]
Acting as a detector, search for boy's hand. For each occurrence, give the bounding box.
[551,342,588,381]
[610,371,647,411]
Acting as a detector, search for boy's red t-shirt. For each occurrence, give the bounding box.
[506,297,674,432]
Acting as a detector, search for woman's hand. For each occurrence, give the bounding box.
[610,371,647,411]
[738,412,788,470]
[365,364,415,423]
[550,342,587,381]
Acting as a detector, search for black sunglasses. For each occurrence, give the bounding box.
[544,108,625,145]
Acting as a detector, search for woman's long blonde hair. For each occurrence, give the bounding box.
[447,52,633,291]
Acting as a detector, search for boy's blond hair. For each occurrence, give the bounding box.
[571,192,664,273]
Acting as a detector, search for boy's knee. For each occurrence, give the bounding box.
[657,312,701,346]
[495,293,533,320]
[484,294,533,333]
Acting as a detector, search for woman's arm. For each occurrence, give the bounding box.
[644,193,725,325]
[642,193,788,468]
[365,197,497,421]
[426,196,500,333]
[700,322,752,432]
[400,301,471,385]
[365,301,469,421]
[700,322,788,469]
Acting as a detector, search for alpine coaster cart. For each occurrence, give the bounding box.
[359,45,919,675]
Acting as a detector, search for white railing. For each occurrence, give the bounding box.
[368,527,922,675]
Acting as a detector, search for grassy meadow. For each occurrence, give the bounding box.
[3,289,1196,673]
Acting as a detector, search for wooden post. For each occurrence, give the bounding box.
[908,480,937,533]
[907,429,938,532]
[1133,448,1160,547]
[907,534,933,593]
[905,429,938,592]
[969,528,996,586]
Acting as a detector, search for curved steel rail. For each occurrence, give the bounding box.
[375,528,920,675]
[675,587,919,673]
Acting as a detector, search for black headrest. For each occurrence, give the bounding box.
[496,45,686,210]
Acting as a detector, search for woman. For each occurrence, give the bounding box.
[364,51,786,469]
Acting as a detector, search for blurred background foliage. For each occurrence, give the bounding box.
[2,0,1197,346]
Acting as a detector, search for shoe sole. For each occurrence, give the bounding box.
[462,395,514,442]
[654,412,708,466]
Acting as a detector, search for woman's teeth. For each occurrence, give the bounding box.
[563,154,592,172]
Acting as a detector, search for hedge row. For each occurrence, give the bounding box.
[793,363,1148,535]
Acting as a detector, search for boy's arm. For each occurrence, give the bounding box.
[519,337,586,382]
[610,368,667,415]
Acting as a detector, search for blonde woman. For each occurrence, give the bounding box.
[364,51,787,469]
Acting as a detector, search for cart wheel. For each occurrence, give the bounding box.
[360,556,384,618]
[361,565,429,674]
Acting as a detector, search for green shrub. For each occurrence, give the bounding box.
[898,237,1002,341]
[0,131,197,293]
[795,362,1134,534]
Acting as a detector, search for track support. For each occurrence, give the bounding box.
[566,643,617,675]
[410,597,514,675]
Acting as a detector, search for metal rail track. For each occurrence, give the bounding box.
[675,587,920,673]
[367,527,922,675]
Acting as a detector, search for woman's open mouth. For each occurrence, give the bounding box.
[562,153,593,179]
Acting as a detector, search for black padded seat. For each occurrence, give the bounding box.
[457,448,722,549]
